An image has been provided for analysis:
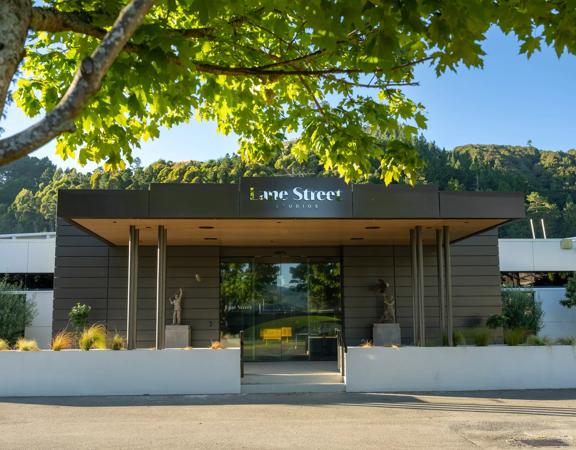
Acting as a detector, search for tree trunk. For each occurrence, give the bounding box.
[0,0,155,166]
[0,0,32,119]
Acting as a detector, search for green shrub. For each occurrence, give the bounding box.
[0,338,10,351]
[466,327,492,346]
[526,335,551,346]
[69,303,92,330]
[15,338,39,351]
[486,314,507,329]
[487,290,543,335]
[560,273,576,309]
[504,328,528,346]
[79,324,107,351]
[453,329,466,346]
[110,332,124,351]
[0,280,37,344]
[555,336,576,345]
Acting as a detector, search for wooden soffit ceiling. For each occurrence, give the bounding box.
[71,218,506,246]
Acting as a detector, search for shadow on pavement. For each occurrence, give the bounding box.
[2,390,576,417]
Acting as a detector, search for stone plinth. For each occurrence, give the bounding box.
[166,325,191,348]
[373,323,401,346]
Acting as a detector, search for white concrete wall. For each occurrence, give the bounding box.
[534,288,576,339]
[24,291,53,348]
[499,239,576,272]
[0,235,55,346]
[0,349,241,396]
[0,238,55,273]
[345,346,576,392]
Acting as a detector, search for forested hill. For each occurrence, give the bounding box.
[1,139,575,238]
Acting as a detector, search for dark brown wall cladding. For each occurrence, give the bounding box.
[54,219,219,348]
[54,219,501,349]
[342,229,501,346]
[53,218,111,335]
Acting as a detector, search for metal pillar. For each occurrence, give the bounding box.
[436,229,447,343]
[127,226,139,350]
[410,229,419,345]
[415,226,425,346]
[155,225,167,350]
[443,225,454,346]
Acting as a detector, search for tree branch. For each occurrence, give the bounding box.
[255,49,324,69]
[30,7,108,40]
[30,7,252,43]
[194,56,433,77]
[0,0,32,119]
[340,80,420,89]
[30,7,434,81]
[0,0,156,166]
[298,75,327,118]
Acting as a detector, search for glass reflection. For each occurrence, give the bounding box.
[220,258,342,361]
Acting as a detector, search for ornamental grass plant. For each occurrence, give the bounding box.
[15,338,39,351]
[51,331,74,351]
[79,324,107,351]
[210,341,225,349]
[526,335,551,346]
[110,332,124,350]
[556,336,576,345]
[0,338,10,351]
[360,339,373,348]
[503,328,528,346]
[452,329,466,346]
[465,327,492,346]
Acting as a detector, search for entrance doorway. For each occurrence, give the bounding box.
[220,256,342,362]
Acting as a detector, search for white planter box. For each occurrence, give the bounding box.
[345,346,576,392]
[0,348,240,397]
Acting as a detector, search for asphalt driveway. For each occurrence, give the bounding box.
[1,390,576,449]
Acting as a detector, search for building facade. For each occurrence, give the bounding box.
[53,178,524,358]
[0,232,55,347]
[499,238,576,339]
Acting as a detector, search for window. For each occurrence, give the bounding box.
[501,272,571,288]
[1,273,54,290]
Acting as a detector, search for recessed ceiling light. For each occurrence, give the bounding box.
[204,237,218,241]
[365,226,380,230]
[350,237,364,241]
[199,226,214,229]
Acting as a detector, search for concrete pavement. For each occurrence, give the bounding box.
[1,390,576,449]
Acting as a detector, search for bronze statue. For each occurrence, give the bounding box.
[377,279,396,323]
[169,288,183,325]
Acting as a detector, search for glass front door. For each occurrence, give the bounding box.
[220,257,342,361]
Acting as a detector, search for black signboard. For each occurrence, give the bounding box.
[239,177,352,218]
[148,183,238,218]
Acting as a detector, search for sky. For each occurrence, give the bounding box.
[3,27,576,171]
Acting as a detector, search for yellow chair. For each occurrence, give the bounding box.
[260,328,282,344]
